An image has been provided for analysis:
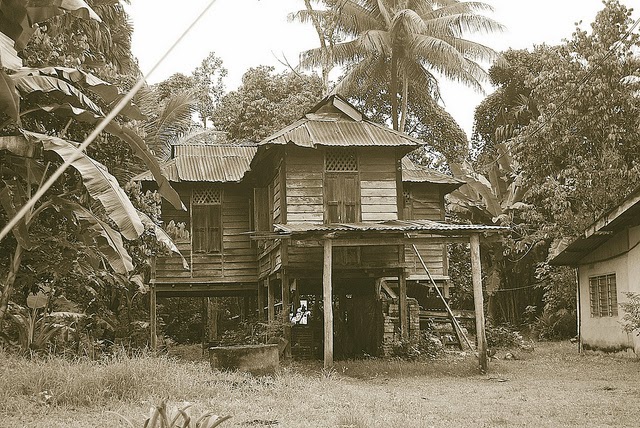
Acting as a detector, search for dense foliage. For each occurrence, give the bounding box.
[212,66,323,142]
[461,0,640,334]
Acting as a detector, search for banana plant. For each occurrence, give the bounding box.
[0,132,186,328]
[0,1,187,329]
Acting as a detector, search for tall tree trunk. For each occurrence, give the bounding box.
[0,243,24,331]
[399,73,409,132]
[304,0,331,95]
[390,55,399,131]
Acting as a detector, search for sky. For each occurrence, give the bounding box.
[123,0,639,138]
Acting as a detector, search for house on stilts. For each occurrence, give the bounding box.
[135,95,504,370]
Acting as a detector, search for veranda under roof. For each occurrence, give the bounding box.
[273,219,504,236]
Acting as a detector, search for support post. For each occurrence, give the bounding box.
[150,286,157,351]
[267,278,275,322]
[281,271,291,358]
[470,233,487,373]
[206,297,218,343]
[399,268,408,340]
[257,281,265,321]
[323,239,333,369]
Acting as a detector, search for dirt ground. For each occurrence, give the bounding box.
[2,341,639,427]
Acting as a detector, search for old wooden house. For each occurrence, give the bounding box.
[551,187,640,355]
[138,95,503,369]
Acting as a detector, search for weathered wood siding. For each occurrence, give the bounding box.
[404,183,447,277]
[154,184,258,285]
[359,147,398,222]
[285,146,324,223]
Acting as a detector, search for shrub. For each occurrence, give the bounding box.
[533,308,576,340]
[115,399,230,428]
[485,324,525,349]
[389,332,444,360]
[620,292,640,335]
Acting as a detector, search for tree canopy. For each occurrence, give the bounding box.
[212,66,323,142]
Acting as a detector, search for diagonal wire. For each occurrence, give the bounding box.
[0,0,219,242]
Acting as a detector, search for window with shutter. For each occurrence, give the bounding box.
[324,148,360,224]
[589,273,618,317]
[192,186,222,253]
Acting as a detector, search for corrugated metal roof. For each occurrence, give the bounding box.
[260,95,423,148]
[551,186,640,266]
[133,144,257,183]
[273,219,505,235]
[402,157,464,190]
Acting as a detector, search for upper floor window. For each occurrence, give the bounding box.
[192,186,222,253]
[589,273,618,317]
[325,148,359,223]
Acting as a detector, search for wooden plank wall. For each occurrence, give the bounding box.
[359,147,398,221]
[285,146,324,223]
[154,184,258,284]
[256,160,286,280]
[404,183,447,276]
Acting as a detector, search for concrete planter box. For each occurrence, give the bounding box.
[209,344,279,375]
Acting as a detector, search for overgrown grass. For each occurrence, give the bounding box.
[2,342,639,427]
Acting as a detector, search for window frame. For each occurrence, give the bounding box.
[324,147,360,224]
[191,186,223,254]
[588,273,618,317]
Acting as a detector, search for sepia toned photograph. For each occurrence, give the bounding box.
[1,1,639,426]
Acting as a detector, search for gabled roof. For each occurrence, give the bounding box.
[550,186,640,266]
[401,157,464,192]
[259,94,423,148]
[133,144,257,183]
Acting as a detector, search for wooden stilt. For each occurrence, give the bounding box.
[150,286,157,351]
[323,239,333,369]
[281,271,291,358]
[267,278,275,322]
[399,268,408,340]
[470,233,488,373]
[207,298,218,343]
[257,281,265,321]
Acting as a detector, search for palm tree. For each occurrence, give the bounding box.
[299,0,504,131]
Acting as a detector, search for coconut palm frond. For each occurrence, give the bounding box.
[423,1,495,20]
[423,13,505,38]
[144,91,196,160]
[442,37,502,63]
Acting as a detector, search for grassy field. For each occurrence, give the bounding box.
[1,342,639,427]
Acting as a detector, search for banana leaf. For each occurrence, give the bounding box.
[20,131,144,240]
[0,181,33,249]
[56,198,134,274]
[13,67,145,120]
[0,68,20,123]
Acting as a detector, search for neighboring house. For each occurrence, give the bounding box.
[551,187,640,354]
[136,95,503,368]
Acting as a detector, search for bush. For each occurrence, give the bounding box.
[389,332,444,360]
[485,324,525,349]
[533,308,576,340]
[620,292,640,336]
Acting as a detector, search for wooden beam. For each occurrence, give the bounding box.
[267,278,275,322]
[150,286,157,351]
[257,281,265,321]
[206,297,218,342]
[399,268,408,340]
[323,239,334,369]
[291,236,473,248]
[470,233,487,373]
